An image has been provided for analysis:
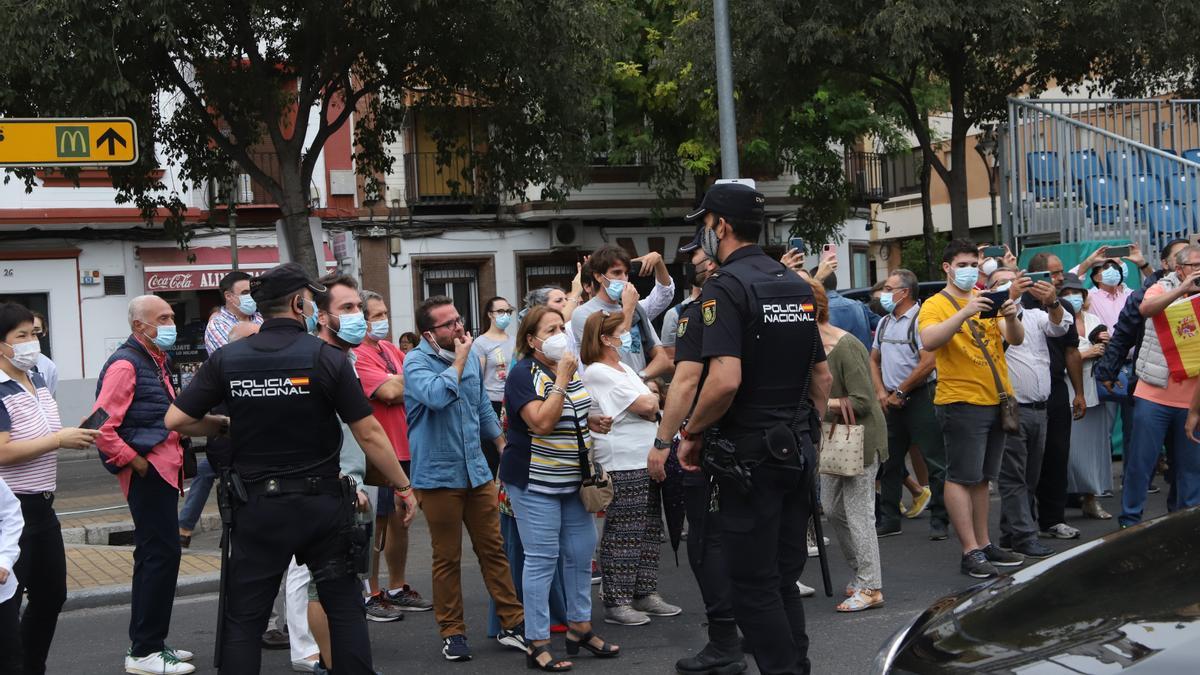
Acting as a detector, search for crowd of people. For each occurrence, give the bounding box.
[0,183,1193,674]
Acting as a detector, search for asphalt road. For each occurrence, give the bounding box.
[46,481,1164,674]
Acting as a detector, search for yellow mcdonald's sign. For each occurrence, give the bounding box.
[0,117,137,167]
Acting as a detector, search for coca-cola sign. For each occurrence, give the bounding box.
[146,273,197,291]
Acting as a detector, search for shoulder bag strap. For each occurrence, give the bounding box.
[938,290,1010,398]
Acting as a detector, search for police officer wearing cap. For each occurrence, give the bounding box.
[676,182,832,675]
[166,262,414,674]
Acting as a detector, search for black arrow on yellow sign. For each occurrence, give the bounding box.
[96,127,127,156]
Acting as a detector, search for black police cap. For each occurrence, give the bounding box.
[679,225,704,254]
[684,181,766,223]
[249,262,327,303]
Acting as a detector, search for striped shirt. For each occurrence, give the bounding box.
[0,370,62,493]
[526,364,591,494]
[204,307,264,355]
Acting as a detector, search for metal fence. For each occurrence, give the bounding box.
[1006,98,1200,256]
[404,151,476,205]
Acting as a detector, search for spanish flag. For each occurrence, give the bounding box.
[1154,293,1200,382]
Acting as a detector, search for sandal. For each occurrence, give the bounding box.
[526,644,572,671]
[565,630,620,658]
[837,589,884,613]
[844,585,858,598]
[1082,498,1113,520]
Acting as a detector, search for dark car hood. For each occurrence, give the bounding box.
[887,507,1200,673]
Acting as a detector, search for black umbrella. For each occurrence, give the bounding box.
[660,444,688,565]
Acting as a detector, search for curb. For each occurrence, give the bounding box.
[64,571,221,612]
[61,512,221,546]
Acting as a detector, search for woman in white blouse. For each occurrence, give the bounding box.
[580,311,681,626]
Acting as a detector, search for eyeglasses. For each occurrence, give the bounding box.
[491,309,514,316]
[431,317,465,331]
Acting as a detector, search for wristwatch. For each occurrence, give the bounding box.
[653,438,672,450]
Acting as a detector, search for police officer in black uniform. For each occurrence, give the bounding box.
[655,233,745,674]
[676,183,832,675]
[165,262,413,674]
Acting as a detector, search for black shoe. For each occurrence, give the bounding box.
[960,549,999,579]
[982,543,1025,567]
[997,535,1012,550]
[675,643,748,675]
[442,634,472,662]
[1013,540,1056,559]
[876,525,902,538]
[261,628,289,650]
[929,521,948,541]
[498,624,529,651]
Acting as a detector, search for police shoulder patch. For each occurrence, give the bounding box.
[702,299,717,326]
[677,317,689,337]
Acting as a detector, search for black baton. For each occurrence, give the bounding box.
[809,472,833,597]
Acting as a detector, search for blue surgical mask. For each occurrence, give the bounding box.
[953,266,980,291]
[1100,266,1122,287]
[1064,294,1084,313]
[147,324,176,349]
[300,299,319,333]
[237,294,257,316]
[605,278,625,302]
[368,319,390,341]
[494,313,512,330]
[879,292,897,313]
[336,312,367,345]
[616,331,633,353]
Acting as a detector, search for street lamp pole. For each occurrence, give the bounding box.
[712,0,738,179]
[227,176,239,271]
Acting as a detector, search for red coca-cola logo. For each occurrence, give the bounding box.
[146,273,195,290]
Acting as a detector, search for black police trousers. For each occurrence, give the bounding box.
[221,492,371,674]
[683,476,735,623]
[717,456,813,675]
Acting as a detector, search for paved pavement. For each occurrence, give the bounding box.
[44,478,1164,674]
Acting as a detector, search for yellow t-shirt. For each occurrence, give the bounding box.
[917,290,1012,406]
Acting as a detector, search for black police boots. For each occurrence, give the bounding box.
[676,620,747,674]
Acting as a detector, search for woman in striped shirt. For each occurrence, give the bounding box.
[0,302,100,673]
[501,305,620,671]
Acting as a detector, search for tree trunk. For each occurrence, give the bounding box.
[946,143,971,240]
[275,159,320,278]
[920,149,936,280]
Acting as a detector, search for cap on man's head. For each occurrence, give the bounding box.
[249,262,327,303]
[1060,271,1086,294]
[684,181,766,223]
[679,225,704,253]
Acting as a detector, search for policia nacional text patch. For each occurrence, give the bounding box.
[702,299,717,326]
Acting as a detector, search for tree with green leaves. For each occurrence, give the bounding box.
[0,1,615,276]
[770,0,1093,240]
[596,0,902,248]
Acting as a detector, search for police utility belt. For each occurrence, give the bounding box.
[244,475,346,498]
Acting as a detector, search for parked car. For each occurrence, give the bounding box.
[873,507,1200,674]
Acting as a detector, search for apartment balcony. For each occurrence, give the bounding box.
[405,151,493,208]
[843,150,921,206]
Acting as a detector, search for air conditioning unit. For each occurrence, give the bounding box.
[549,220,582,250]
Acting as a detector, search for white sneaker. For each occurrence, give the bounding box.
[166,647,193,662]
[125,650,196,674]
[796,581,816,597]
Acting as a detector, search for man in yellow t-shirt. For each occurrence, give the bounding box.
[918,239,1026,580]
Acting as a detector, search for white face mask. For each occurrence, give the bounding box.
[537,332,571,362]
[3,341,41,372]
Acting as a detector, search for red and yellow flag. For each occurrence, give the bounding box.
[1154,293,1200,381]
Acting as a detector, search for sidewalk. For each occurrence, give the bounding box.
[64,544,223,612]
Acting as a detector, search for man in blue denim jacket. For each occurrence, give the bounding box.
[404,296,526,663]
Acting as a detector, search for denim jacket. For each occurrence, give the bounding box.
[403,340,502,489]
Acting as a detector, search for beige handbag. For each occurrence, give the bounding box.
[819,396,865,477]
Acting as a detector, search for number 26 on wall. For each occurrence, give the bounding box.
[1,269,12,277]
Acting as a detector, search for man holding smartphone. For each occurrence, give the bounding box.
[917,240,1026,579]
[986,267,1072,559]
